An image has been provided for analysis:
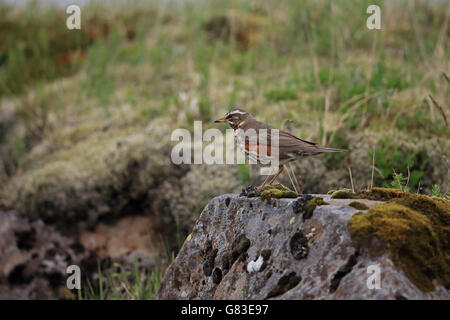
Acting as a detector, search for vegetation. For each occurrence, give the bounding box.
[348,201,369,210]
[260,184,298,200]
[0,0,448,299]
[432,184,450,201]
[78,260,163,300]
[304,197,329,219]
[348,192,450,292]
[0,0,448,188]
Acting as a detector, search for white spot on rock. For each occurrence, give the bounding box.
[247,260,254,273]
[247,255,264,273]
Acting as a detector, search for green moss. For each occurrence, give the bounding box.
[331,189,355,199]
[364,187,419,201]
[6,114,177,227]
[331,187,421,201]
[260,185,297,201]
[349,201,369,210]
[304,197,329,220]
[348,193,450,292]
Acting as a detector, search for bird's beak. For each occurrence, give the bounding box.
[214,117,227,123]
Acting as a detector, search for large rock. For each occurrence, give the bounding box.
[157,193,450,300]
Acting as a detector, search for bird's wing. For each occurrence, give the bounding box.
[241,120,344,158]
[260,126,322,157]
[255,124,317,147]
[278,130,317,146]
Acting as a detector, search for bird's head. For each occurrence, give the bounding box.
[214,109,252,129]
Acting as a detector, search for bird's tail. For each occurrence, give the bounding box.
[317,147,347,153]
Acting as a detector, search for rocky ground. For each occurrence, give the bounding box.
[0,209,167,299]
[157,189,450,300]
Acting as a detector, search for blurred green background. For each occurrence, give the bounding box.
[0,0,448,299]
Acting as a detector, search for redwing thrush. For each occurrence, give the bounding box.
[214,109,345,190]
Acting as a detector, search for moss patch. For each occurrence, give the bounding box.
[331,187,431,201]
[5,115,178,228]
[330,189,355,199]
[304,197,329,220]
[349,201,369,210]
[348,193,450,292]
[260,185,297,201]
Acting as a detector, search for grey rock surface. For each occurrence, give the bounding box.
[157,194,450,300]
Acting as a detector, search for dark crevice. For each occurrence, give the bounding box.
[46,272,63,289]
[266,271,301,299]
[8,264,31,285]
[289,231,308,260]
[15,229,36,250]
[212,267,223,284]
[202,241,217,277]
[329,251,359,293]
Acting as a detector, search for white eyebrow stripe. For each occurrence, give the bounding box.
[228,110,247,115]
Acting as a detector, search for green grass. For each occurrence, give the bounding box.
[390,171,410,193]
[11,135,26,166]
[0,1,159,97]
[2,0,448,130]
[264,89,298,101]
[238,164,250,183]
[370,136,430,191]
[78,259,163,300]
[432,184,450,201]
[0,1,447,174]
[0,0,447,192]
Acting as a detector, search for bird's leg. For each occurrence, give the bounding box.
[268,166,284,185]
[258,173,273,192]
[285,165,298,194]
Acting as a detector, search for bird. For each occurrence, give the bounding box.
[214,108,345,191]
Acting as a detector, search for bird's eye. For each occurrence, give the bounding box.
[226,114,232,119]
